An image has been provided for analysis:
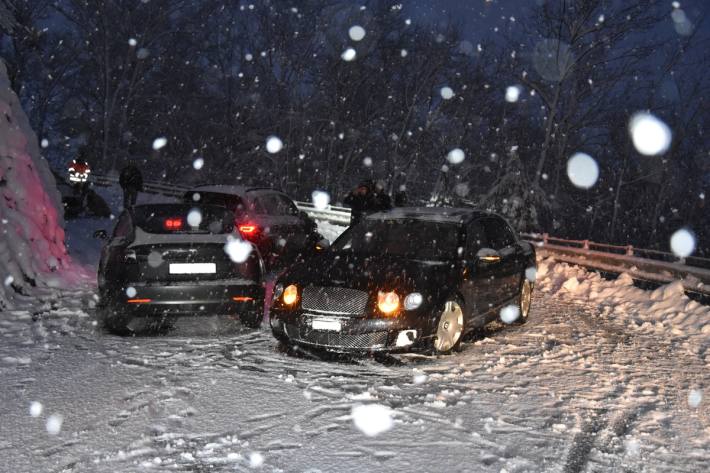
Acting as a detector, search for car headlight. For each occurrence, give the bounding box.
[377,291,400,315]
[404,292,423,310]
[272,283,284,303]
[282,284,299,306]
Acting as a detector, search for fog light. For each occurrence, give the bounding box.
[404,292,423,310]
[396,330,417,347]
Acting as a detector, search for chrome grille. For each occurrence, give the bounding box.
[285,324,388,350]
[301,286,369,315]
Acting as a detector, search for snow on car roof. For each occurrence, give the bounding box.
[365,206,489,224]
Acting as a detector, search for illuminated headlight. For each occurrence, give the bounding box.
[272,283,284,302]
[377,291,400,315]
[404,292,423,310]
[282,284,299,306]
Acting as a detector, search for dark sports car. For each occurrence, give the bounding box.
[270,207,535,354]
[95,203,265,334]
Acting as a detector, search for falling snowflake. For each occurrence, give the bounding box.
[46,414,63,435]
[152,137,167,150]
[500,305,520,324]
[311,190,330,210]
[265,136,283,154]
[363,157,373,167]
[29,401,43,417]
[440,86,455,100]
[525,267,537,282]
[351,404,394,437]
[629,112,672,156]
[688,389,702,408]
[128,38,137,46]
[505,85,522,103]
[126,286,137,298]
[670,228,695,258]
[348,25,366,41]
[249,452,264,468]
[40,138,49,148]
[341,48,357,61]
[446,148,465,165]
[187,209,202,227]
[193,157,204,170]
[147,251,163,268]
[566,152,599,189]
[224,237,252,263]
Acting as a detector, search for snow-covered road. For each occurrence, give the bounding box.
[1,285,707,472]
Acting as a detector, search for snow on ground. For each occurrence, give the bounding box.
[1,205,707,472]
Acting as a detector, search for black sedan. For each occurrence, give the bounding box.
[183,185,325,269]
[95,203,265,334]
[269,208,535,354]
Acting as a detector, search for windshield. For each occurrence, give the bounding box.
[331,219,462,261]
[131,204,234,234]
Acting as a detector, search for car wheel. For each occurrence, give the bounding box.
[241,309,264,328]
[515,279,533,325]
[100,306,132,336]
[432,299,465,354]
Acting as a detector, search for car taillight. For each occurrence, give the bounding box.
[238,223,258,238]
[164,218,183,230]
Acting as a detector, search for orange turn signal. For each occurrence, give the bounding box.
[127,298,152,304]
[232,296,254,302]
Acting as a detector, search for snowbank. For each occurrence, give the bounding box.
[536,258,710,346]
[0,60,89,308]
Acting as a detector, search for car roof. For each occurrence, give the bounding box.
[365,206,494,224]
[187,185,282,197]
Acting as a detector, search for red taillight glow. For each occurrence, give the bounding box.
[232,296,254,302]
[238,224,258,236]
[164,218,183,230]
[127,298,152,304]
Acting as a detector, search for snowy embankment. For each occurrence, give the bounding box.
[536,258,710,350]
[0,61,91,309]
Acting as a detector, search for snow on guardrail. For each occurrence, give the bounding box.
[89,173,709,296]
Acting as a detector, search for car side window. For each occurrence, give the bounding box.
[465,220,488,258]
[251,194,299,216]
[112,212,132,239]
[483,217,516,250]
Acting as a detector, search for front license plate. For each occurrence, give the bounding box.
[311,318,342,332]
[169,263,216,274]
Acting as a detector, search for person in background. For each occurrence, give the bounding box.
[344,180,373,226]
[372,180,392,212]
[119,163,143,209]
[67,147,91,207]
[394,189,408,207]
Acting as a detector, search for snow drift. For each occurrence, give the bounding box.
[0,60,85,308]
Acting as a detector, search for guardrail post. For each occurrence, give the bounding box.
[626,245,633,256]
[583,240,589,250]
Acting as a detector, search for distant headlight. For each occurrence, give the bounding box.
[283,284,299,306]
[272,283,284,303]
[404,292,423,310]
[377,291,400,315]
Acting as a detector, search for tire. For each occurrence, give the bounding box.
[100,305,132,336]
[431,299,465,354]
[515,278,533,325]
[241,309,264,328]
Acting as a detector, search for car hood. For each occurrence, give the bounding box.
[282,251,459,294]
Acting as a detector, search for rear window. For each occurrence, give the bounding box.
[184,192,246,217]
[132,205,235,234]
[248,192,298,216]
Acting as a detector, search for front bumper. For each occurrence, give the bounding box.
[270,308,431,353]
[104,282,264,317]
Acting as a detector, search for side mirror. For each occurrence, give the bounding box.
[315,238,330,251]
[475,248,501,266]
[93,229,108,240]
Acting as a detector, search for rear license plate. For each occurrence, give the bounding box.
[169,263,216,274]
[311,318,342,332]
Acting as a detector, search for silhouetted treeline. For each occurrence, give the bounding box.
[2,0,708,255]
